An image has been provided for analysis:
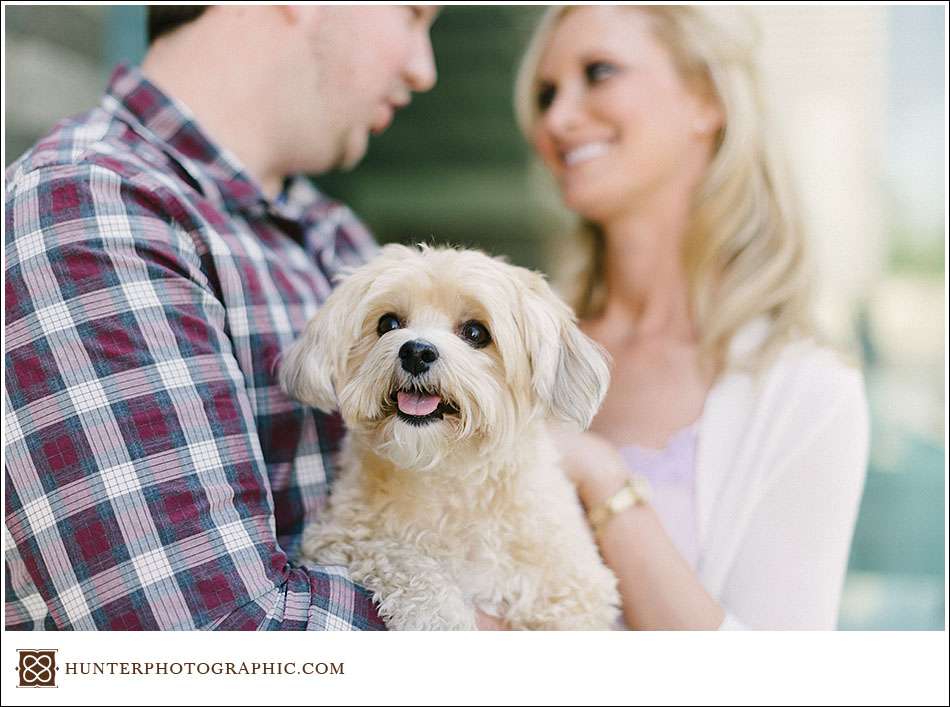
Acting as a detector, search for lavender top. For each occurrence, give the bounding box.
[619,422,701,570]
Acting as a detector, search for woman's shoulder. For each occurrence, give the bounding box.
[774,337,863,387]
[703,321,869,490]
[725,318,867,416]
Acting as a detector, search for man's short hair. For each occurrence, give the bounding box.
[147,6,208,45]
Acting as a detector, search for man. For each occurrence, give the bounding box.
[5,6,438,630]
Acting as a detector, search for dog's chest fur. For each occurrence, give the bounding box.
[302,426,619,629]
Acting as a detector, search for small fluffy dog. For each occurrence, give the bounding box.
[280,244,620,629]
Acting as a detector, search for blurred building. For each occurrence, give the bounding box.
[754,6,889,346]
[5,6,143,162]
[3,4,945,630]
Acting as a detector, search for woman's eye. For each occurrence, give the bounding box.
[537,83,556,112]
[460,320,491,349]
[377,313,402,337]
[585,61,617,84]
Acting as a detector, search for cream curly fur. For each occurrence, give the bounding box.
[280,244,620,630]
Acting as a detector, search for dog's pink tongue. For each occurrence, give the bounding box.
[397,391,441,416]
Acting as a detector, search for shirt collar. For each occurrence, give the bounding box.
[103,63,270,214]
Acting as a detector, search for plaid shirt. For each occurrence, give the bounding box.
[4,64,386,630]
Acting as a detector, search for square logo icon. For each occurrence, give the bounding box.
[17,650,57,688]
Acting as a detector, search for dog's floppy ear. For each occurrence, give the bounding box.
[515,268,610,428]
[279,260,378,412]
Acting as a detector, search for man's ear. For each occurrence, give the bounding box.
[279,5,322,25]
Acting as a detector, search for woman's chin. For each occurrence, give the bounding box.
[561,190,615,223]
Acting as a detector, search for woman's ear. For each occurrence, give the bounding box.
[691,93,724,137]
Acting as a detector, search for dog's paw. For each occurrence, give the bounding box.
[377,593,478,631]
[505,568,621,630]
[385,613,479,631]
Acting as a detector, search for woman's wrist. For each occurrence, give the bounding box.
[579,464,630,512]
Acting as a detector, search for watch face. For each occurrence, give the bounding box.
[591,477,650,535]
[609,485,635,513]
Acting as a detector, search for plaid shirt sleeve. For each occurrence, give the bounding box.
[4,163,383,630]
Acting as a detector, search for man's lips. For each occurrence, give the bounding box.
[371,100,408,136]
[370,106,394,135]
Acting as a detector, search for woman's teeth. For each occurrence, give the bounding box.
[564,142,609,167]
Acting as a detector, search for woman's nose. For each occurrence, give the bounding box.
[540,85,584,138]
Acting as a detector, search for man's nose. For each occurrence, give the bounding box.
[406,34,437,93]
[399,339,439,376]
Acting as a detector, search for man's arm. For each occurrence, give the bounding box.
[4,164,384,630]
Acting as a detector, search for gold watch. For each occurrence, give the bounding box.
[587,474,651,537]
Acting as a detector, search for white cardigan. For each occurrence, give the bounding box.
[696,319,869,630]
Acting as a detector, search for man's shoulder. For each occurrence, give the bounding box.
[4,108,209,274]
[6,104,177,200]
[6,107,204,242]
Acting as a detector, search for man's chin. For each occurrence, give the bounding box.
[338,134,370,171]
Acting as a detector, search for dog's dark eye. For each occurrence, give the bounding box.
[377,313,403,337]
[459,320,491,348]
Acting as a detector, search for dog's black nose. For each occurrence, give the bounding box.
[399,340,439,376]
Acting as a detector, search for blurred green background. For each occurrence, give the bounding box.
[316,6,555,269]
[4,5,945,630]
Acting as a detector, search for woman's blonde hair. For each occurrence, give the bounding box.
[514,6,814,371]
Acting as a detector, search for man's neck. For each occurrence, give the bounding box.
[141,41,285,199]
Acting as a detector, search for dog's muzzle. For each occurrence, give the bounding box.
[399,339,439,377]
[390,341,456,426]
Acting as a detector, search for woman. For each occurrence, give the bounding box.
[514,6,868,629]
